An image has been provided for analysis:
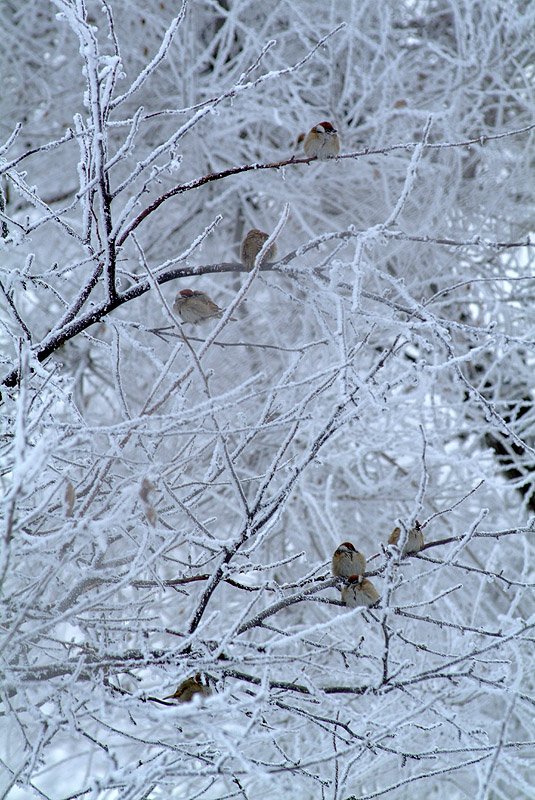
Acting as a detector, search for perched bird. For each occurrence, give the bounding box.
[303,121,340,159]
[332,542,366,578]
[240,228,278,269]
[163,673,211,703]
[341,575,380,608]
[173,289,225,324]
[388,522,425,555]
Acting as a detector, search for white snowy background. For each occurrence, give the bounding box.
[0,1,534,798]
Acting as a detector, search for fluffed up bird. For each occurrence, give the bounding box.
[332,542,366,578]
[163,673,211,703]
[341,575,380,608]
[303,121,340,159]
[173,289,225,324]
[388,522,425,555]
[240,228,278,269]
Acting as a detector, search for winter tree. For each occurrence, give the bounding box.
[1,1,534,798]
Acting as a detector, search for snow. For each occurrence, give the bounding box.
[1,1,534,798]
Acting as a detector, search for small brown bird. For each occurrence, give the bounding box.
[173,289,225,324]
[341,575,380,608]
[163,673,211,703]
[303,121,340,159]
[240,228,278,269]
[332,542,366,578]
[388,522,424,555]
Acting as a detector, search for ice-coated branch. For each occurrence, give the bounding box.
[109,3,188,110]
[114,122,535,247]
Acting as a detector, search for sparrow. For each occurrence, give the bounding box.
[332,542,366,578]
[341,575,380,608]
[388,522,424,555]
[173,289,225,324]
[303,121,340,159]
[240,228,278,269]
[163,673,211,703]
